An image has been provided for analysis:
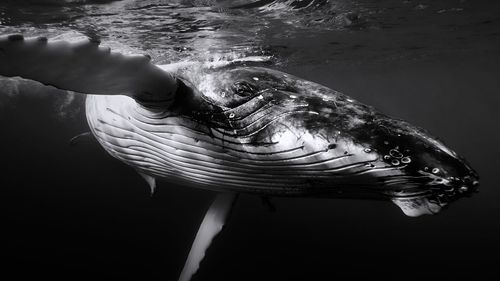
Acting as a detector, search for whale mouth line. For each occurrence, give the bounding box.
[390,183,479,201]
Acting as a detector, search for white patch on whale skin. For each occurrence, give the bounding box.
[346,115,366,129]
[392,197,442,217]
[198,74,220,101]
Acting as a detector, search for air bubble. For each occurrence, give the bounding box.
[432,168,440,174]
[383,155,391,160]
[228,113,235,118]
[364,148,372,153]
[401,157,411,164]
[252,77,259,81]
[391,159,400,166]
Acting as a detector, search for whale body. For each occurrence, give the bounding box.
[0,34,480,215]
[0,34,479,281]
[85,64,479,216]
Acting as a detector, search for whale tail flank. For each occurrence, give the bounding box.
[0,34,178,105]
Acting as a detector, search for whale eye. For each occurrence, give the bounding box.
[232,81,257,97]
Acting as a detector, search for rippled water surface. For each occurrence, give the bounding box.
[1,1,500,280]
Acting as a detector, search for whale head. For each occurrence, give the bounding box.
[169,66,480,217]
[356,117,480,217]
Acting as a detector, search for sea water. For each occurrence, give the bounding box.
[1,1,499,280]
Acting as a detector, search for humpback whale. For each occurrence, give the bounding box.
[0,34,479,281]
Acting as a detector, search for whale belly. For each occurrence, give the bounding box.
[85,95,403,195]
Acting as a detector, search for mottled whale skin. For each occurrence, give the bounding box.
[87,65,479,215]
[0,34,479,216]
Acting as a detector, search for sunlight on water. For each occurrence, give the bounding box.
[1,0,498,67]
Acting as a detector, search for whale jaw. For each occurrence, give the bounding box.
[392,197,442,217]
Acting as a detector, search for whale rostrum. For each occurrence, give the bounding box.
[0,34,479,280]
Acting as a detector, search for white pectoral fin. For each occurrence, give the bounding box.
[0,34,177,103]
[179,193,238,281]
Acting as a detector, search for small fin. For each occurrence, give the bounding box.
[137,171,156,195]
[0,34,177,105]
[392,197,442,217]
[261,196,277,213]
[179,193,238,281]
[69,131,93,146]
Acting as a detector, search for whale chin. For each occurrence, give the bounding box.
[391,196,443,217]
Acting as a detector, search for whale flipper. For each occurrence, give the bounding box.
[179,193,238,281]
[0,34,177,105]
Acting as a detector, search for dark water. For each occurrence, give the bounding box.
[1,0,500,280]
